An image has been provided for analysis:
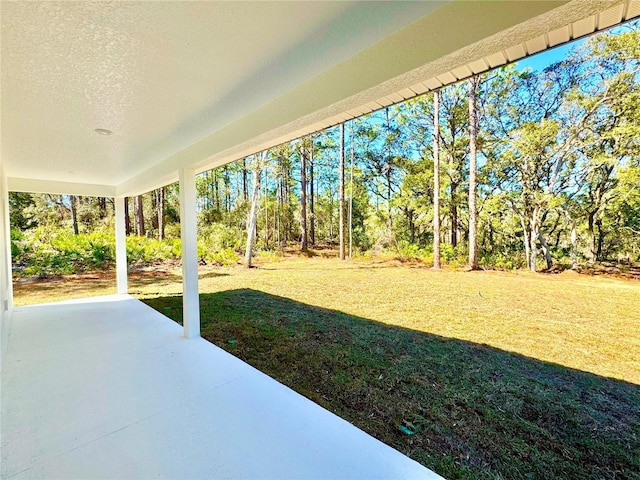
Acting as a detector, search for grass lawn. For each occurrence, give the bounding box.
[13,258,640,479]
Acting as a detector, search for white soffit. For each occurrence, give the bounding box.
[315,0,640,148]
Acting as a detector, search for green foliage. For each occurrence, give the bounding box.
[10,228,23,259]
[8,193,37,230]
[9,23,640,273]
[439,243,468,267]
[395,240,430,262]
[198,224,242,265]
[12,226,183,276]
[480,253,527,271]
[200,246,239,266]
[199,223,244,250]
[126,236,181,265]
[12,228,115,277]
[11,223,247,276]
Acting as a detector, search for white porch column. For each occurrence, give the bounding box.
[114,196,128,294]
[1,166,13,368]
[179,168,200,339]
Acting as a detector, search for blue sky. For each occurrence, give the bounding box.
[515,40,582,72]
[518,20,638,72]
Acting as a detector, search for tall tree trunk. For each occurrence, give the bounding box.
[554,230,562,250]
[519,215,531,270]
[468,75,479,270]
[245,155,262,267]
[124,197,131,236]
[278,164,285,245]
[135,195,145,237]
[225,166,231,214]
[564,210,578,269]
[300,144,308,251]
[385,107,393,230]
[309,139,315,246]
[158,187,165,240]
[264,166,269,249]
[242,158,249,202]
[98,197,107,219]
[70,195,79,235]
[209,170,214,209]
[276,175,282,248]
[339,123,346,260]
[328,186,334,239]
[538,231,553,270]
[349,123,354,258]
[433,90,441,269]
[488,222,494,253]
[406,208,415,244]
[151,190,159,231]
[387,169,393,231]
[214,171,220,211]
[587,211,597,262]
[450,184,458,248]
[285,166,291,242]
[529,228,537,272]
[528,209,539,272]
[596,218,605,261]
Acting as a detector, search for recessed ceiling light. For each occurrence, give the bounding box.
[94,128,113,136]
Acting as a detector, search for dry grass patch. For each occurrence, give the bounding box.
[131,258,639,383]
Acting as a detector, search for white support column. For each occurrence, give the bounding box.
[179,168,200,339]
[1,166,14,369]
[114,196,128,294]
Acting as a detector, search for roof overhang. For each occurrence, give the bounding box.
[2,1,638,197]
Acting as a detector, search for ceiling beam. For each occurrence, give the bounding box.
[8,178,116,197]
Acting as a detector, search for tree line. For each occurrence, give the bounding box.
[10,23,640,273]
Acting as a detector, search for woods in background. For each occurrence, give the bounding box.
[9,24,640,276]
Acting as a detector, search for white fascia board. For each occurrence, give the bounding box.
[8,178,116,197]
[117,0,620,198]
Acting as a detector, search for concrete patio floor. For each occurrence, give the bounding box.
[1,295,441,479]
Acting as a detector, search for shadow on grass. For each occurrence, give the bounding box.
[129,271,182,287]
[130,269,228,287]
[142,289,639,480]
[199,271,230,280]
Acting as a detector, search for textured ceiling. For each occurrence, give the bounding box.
[1,1,630,197]
[1,1,439,192]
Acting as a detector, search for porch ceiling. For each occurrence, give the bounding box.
[1,1,636,197]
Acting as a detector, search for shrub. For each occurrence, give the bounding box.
[198,224,243,265]
[202,247,239,266]
[126,236,180,265]
[13,229,115,277]
[199,224,244,251]
[10,228,24,260]
[440,243,456,262]
[395,241,431,263]
[480,252,527,271]
[13,227,187,277]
